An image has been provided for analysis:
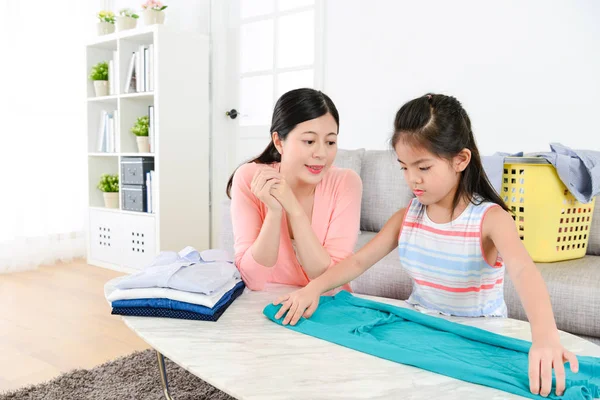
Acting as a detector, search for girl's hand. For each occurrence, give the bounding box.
[270,177,302,216]
[272,285,321,326]
[251,168,282,212]
[528,337,579,397]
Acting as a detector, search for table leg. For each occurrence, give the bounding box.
[156,351,174,400]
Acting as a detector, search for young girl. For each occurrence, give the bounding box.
[227,88,362,292]
[274,93,579,398]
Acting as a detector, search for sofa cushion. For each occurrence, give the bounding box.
[350,231,413,300]
[504,256,600,338]
[351,233,600,339]
[333,148,365,177]
[360,150,414,232]
[586,197,600,255]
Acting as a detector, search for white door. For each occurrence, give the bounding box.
[210,0,324,246]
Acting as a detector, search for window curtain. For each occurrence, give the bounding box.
[0,1,92,272]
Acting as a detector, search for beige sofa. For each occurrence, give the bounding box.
[220,149,600,346]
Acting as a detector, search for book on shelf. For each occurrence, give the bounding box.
[108,51,117,95]
[96,110,117,153]
[148,105,155,153]
[146,171,153,213]
[124,52,136,94]
[143,47,149,93]
[136,45,145,92]
[151,170,156,213]
[125,45,154,94]
[106,112,113,152]
[148,44,154,92]
[114,109,119,152]
[96,110,107,152]
[135,48,141,93]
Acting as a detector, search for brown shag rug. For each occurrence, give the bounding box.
[0,349,236,400]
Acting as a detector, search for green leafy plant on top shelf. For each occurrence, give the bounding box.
[131,115,149,136]
[119,8,139,18]
[97,10,116,24]
[89,62,109,81]
[97,174,119,192]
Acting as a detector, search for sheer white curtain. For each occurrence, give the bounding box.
[0,1,92,272]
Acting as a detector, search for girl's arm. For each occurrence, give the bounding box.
[273,207,407,325]
[484,206,579,397]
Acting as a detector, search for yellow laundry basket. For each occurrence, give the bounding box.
[501,157,595,262]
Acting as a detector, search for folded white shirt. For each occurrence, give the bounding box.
[113,246,240,295]
[105,275,242,308]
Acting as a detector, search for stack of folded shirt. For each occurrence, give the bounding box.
[104,246,245,322]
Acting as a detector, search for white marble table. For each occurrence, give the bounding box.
[119,284,600,400]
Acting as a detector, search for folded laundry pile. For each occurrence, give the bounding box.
[104,246,245,321]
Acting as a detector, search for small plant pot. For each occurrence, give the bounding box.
[144,9,165,25]
[103,192,119,209]
[116,16,137,31]
[93,81,109,97]
[136,136,150,153]
[97,21,115,35]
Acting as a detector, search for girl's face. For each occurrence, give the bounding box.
[394,141,469,206]
[274,113,338,186]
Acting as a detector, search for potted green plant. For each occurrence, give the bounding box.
[142,0,167,25]
[117,8,139,31]
[97,10,116,35]
[97,174,119,208]
[131,115,150,153]
[89,61,109,97]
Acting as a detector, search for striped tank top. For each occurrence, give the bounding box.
[398,197,507,317]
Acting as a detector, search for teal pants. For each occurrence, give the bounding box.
[263,291,600,400]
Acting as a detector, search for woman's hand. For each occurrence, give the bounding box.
[528,335,579,397]
[270,176,302,216]
[273,284,321,326]
[250,168,282,212]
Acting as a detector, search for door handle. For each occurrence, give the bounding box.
[225,109,238,119]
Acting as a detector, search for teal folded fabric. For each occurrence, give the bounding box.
[263,291,600,400]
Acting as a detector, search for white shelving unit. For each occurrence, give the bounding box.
[86,25,209,273]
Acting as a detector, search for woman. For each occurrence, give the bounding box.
[227,88,362,291]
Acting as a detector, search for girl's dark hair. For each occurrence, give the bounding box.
[391,93,509,215]
[226,88,339,198]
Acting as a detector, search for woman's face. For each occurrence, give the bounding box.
[275,113,338,186]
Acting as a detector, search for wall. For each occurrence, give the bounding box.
[323,0,600,154]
